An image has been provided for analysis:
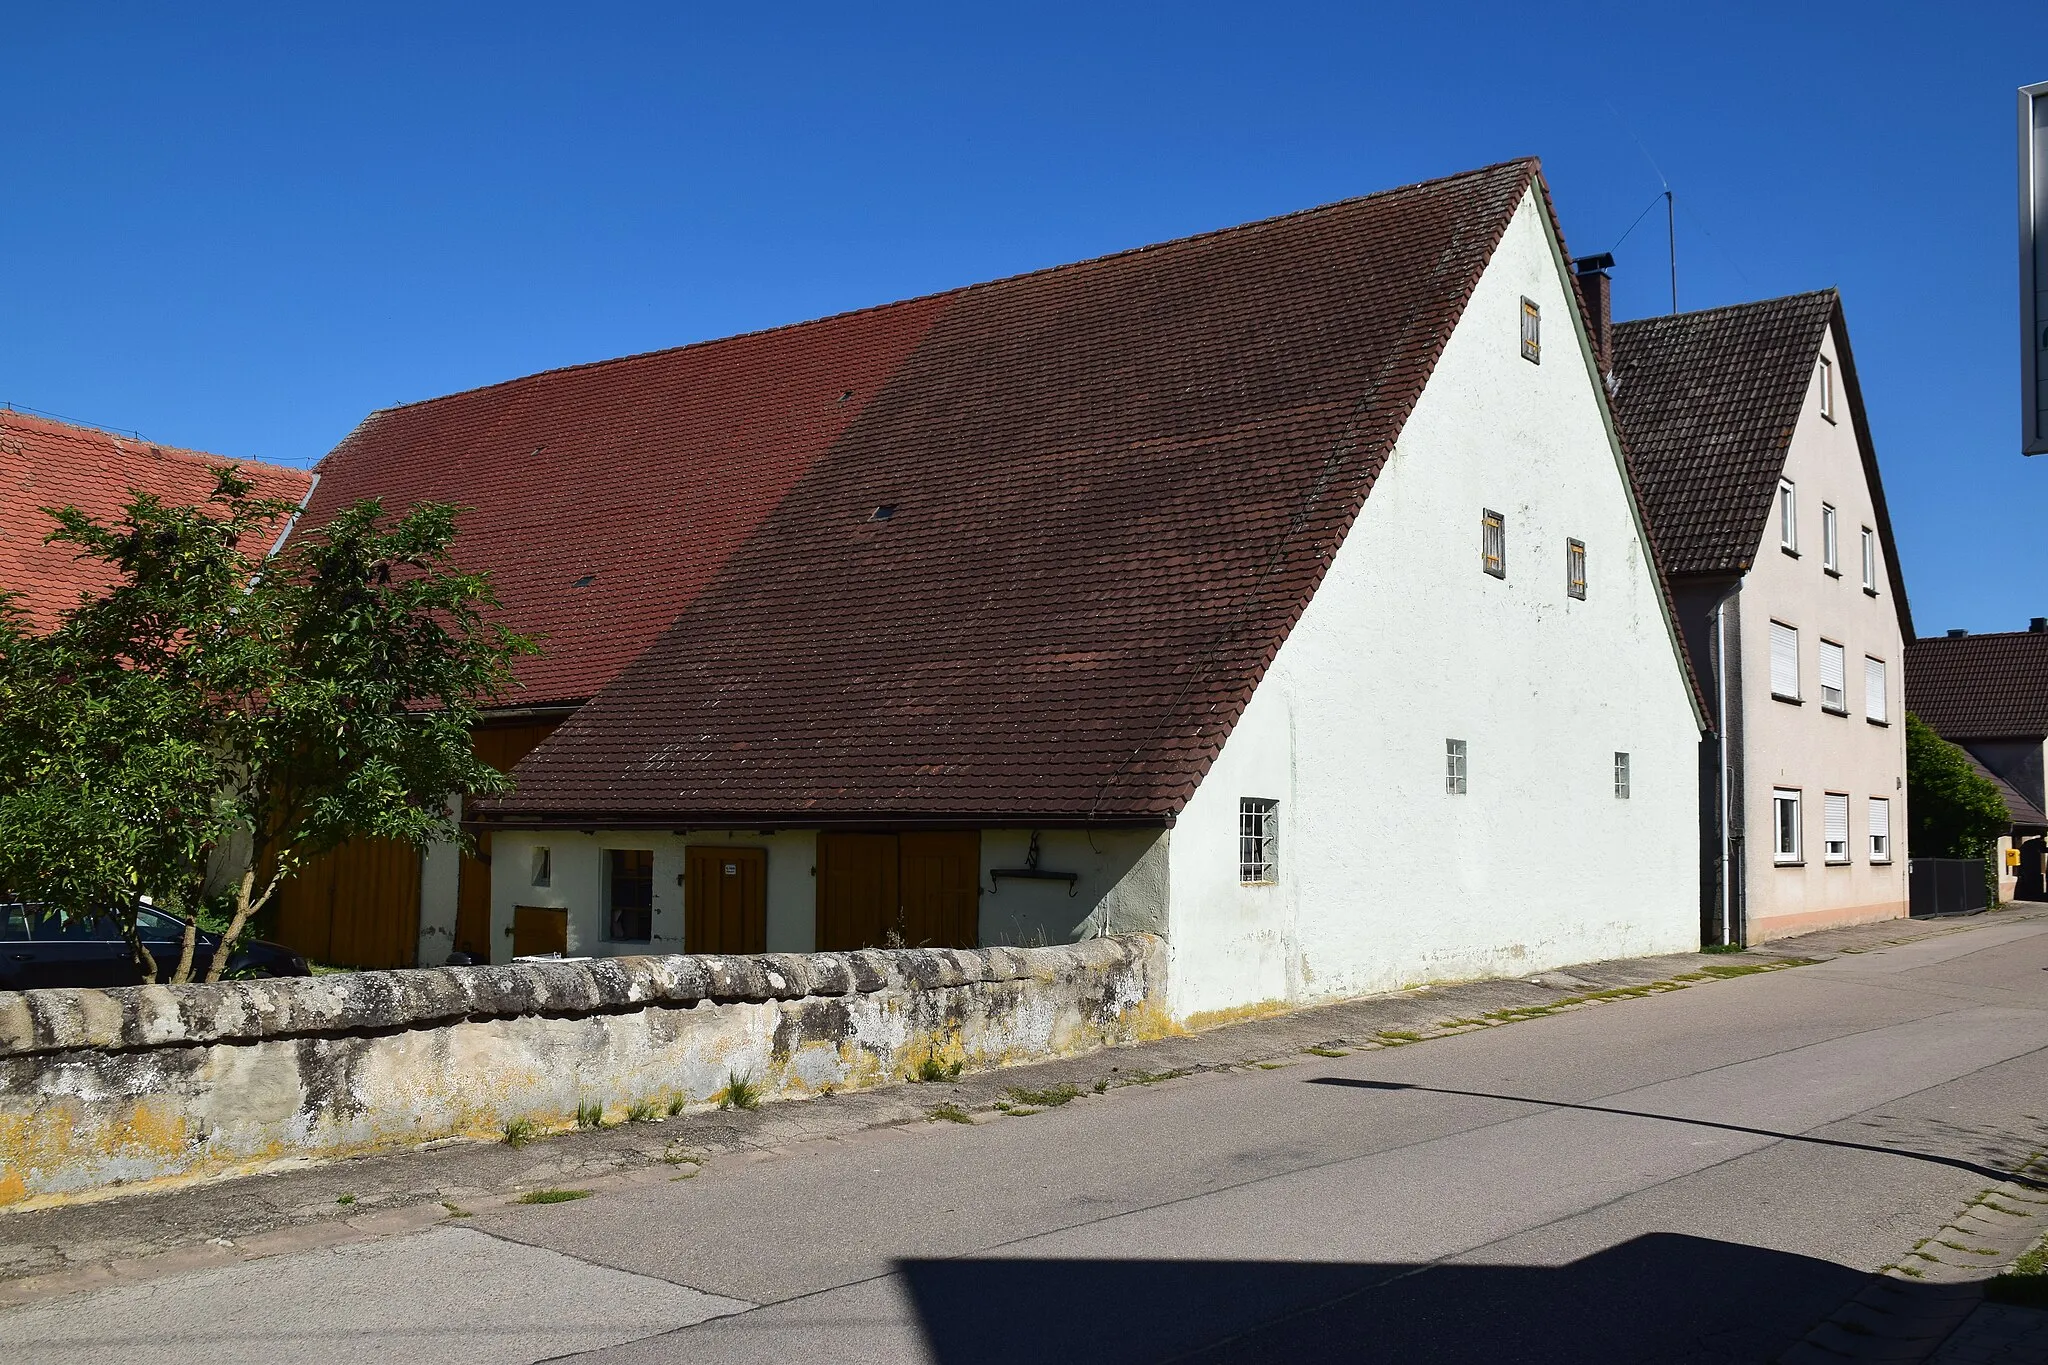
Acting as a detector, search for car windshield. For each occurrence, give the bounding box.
[136,906,187,939]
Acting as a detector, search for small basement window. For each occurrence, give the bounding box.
[1566,538,1587,600]
[1520,297,1541,363]
[531,846,552,888]
[1482,509,1506,578]
[1446,739,1469,795]
[605,849,654,942]
[1239,798,1279,884]
[1613,752,1631,799]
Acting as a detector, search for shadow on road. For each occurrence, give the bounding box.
[900,1233,1904,1363]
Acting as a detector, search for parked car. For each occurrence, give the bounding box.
[0,902,310,991]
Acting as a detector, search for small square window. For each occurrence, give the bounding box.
[1779,480,1798,553]
[1566,539,1587,600]
[1613,751,1630,799]
[1239,798,1279,884]
[1520,297,1541,363]
[1823,792,1850,863]
[1446,739,1468,795]
[531,846,552,888]
[1821,504,1839,574]
[605,849,654,942]
[1773,789,1802,863]
[1482,509,1506,578]
[1818,355,1835,422]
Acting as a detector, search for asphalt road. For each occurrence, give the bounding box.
[8,915,2047,1364]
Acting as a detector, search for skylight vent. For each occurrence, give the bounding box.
[869,505,895,522]
[572,574,596,588]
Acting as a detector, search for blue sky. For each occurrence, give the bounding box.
[4,3,2045,634]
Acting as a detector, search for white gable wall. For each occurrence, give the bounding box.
[1167,189,1701,1019]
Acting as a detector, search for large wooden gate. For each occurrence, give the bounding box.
[816,831,979,951]
[273,836,422,968]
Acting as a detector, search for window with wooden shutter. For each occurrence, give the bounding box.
[1823,793,1849,863]
[1779,480,1798,553]
[1520,297,1540,362]
[1820,639,1847,712]
[1770,622,1800,700]
[1864,656,1888,723]
[1822,504,1839,573]
[1446,739,1468,795]
[1861,527,1878,593]
[1482,510,1505,578]
[1566,539,1587,599]
[1868,797,1891,862]
[1773,789,1802,862]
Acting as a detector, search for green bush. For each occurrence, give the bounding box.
[1906,714,2010,903]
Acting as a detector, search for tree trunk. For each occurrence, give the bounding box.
[167,909,200,986]
[203,862,287,983]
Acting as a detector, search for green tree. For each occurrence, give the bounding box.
[0,469,533,983]
[1906,712,2010,901]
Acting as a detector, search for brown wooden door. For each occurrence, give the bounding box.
[899,831,981,949]
[816,833,898,951]
[275,835,421,969]
[513,905,568,957]
[685,847,767,954]
[456,720,562,959]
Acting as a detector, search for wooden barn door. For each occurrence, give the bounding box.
[899,832,980,949]
[685,847,767,954]
[816,831,980,951]
[816,833,898,951]
[274,836,421,969]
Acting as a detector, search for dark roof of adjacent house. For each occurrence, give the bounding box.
[1905,629,2048,740]
[1961,750,2048,830]
[0,410,314,633]
[463,158,1670,825]
[1608,291,1914,639]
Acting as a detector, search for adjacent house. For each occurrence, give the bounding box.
[404,159,1706,1018]
[1604,288,1914,945]
[1905,623,2048,901]
[0,408,313,631]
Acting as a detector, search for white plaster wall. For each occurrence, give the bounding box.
[489,830,820,960]
[978,828,1170,947]
[1167,188,1702,1019]
[1737,318,1910,939]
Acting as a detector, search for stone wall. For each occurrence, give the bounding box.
[0,935,1167,1208]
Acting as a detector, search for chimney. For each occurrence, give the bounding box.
[1572,253,1616,377]
[1947,628,1970,638]
[2031,617,2047,633]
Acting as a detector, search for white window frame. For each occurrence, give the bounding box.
[1821,503,1839,574]
[1613,751,1630,799]
[1773,789,1803,864]
[1520,296,1540,363]
[1770,621,1801,701]
[1864,656,1888,724]
[1818,354,1836,422]
[1446,739,1468,795]
[1868,797,1891,863]
[1238,798,1279,884]
[1482,509,1505,578]
[1823,792,1850,864]
[1819,639,1847,714]
[1566,538,1587,600]
[1860,526,1878,594]
[1779,480,1798,553]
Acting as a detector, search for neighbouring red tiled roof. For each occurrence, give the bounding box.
[1609,290,1914,640]
[1906,630,2048,740]
[474,159,1552,822]
[0,410,314,633]
[305,295,951,709]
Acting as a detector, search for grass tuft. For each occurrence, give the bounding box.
[517,1188,592,1205]
[667,1093,688,1117]
[1004,1082,1081,1108]
[336,1193,355,1206]
[928,1104,974,1124]
[626,1099,663,1124]
[441,1201,472,1218]
[502,1116,539,1148]
[913,1053,965,1083]
[574,1099,609,1129]
[715,1071,762,1111]
[1304,1046,1349,1058]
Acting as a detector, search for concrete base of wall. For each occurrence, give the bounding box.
[0,936,1166,1209]
[1748,899,1908,943]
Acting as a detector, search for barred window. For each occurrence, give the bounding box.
[1567,538,1587,599]
[1446,739,1469,795]
[1482,509,1506,578]
[1239,798,1279,884]
[1520,296,1541,363]
[1613,751,1631,799]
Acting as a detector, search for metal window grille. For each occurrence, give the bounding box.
[1773,789,1802,862]
[1520,297,1541,363]
[1613,751,1630,799]
[1868,797,1890,861]
[1446,739,1468,795]
[1482,510,1505,578]
[1864,657,1887,723]
[1820,640,1846,712]
[1567,539,1587,599]
[1822,504,1839,571]
[1779,481,1798,551]
[1861,528,1877,591]
[1823,793,1850,862]
[1770,622,1800,700]
[1238,798,1279,883]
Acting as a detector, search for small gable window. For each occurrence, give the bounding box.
[1566,538,1587,600]
[1818,355,1836,422]
[1239,798,1279,884]
[1482,509,1506,578]
[1520,297,1541,363]
[1861,527,1878,594]
[1779,480,1798,553]
[1821,504,1839,574]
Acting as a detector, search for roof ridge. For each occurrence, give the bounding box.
[351,159,1542,430]
[1611,287,1838,332]
[0,407,303,477]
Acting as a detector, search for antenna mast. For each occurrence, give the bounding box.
[1666,190,1677,314]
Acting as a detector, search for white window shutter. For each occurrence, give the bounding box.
[1820,641,1846,709]
[1771,622,1800,698]
[1869,796,1890,847]
[1865,657,1887,722]
[1824,793,1849,859]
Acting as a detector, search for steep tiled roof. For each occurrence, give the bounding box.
[1608,292,1838,577]
[1905,630,2048,740]
[1960,749,2048,829]
[0,410,313,633]
[477,160,1555,822]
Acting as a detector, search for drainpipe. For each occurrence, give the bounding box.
[1715,591,1735,947]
